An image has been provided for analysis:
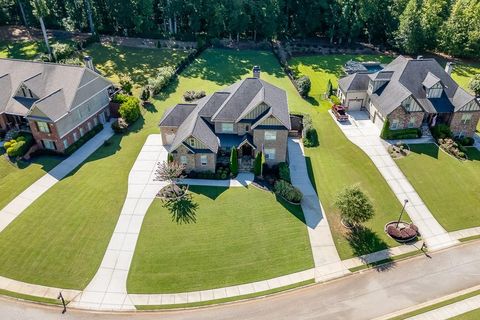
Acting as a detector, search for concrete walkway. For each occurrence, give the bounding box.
[331,111,458,251]
[179,172,254,187]
[129,268,314,306]
[288,138,350,282]
[0,121,114,233]
[450,226,480,241]
[406,294,480,320]
[71,134,168,311]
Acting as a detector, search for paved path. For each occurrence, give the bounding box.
[288,138,349,282]
[179,172,254,187]
[331,111,458,251]
[0,121,114,233]
[450,226,480,241]
[71,134,168,311]
[407,294,480,320]
[129,269,314,306]
[1,240,480,320]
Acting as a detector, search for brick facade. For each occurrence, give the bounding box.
[29,106,110,153]
[387,106,424,130]
[449,111,480,137]
[172,145,216,172]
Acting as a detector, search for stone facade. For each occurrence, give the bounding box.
[449,111,480,137]
[253,129,288,164]
[171,145,216,172]
[387,106,424,130]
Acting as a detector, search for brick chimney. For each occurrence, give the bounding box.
[253,65,261,78]
[83,56,95,71]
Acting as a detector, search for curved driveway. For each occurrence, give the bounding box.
[2,241,480,320]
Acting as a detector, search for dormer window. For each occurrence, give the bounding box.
[426,82,443,98]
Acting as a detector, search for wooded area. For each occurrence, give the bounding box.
[0,0,479,58]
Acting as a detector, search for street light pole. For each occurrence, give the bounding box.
[396,199,409,228]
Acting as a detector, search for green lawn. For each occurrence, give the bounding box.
[451,308,480,320]
[0,40,46,59]
[0,152,63,210]
[395,144,480,231]
[128,186,313,293]
[84,43,191,88]
[289,54,394,101]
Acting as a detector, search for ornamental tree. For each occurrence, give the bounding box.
[469,74,480,97]
[335,185,375,227]
[230,146,238,175]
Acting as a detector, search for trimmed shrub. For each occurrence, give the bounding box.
[254,152,263,176]
[430,124,452,139]
[295,76,311,97]
[51,42,75,62]
[273,180,303,203]
[5,133,33,158]
[183,90,206,101]
[303,128,319,147]
[168,153,174,163]
[141,86,151,101]
[438,138,467,160]
[119,75,133,95]
[119,96,141,124]
[278,162,291,182]
[455,136,474,146]
[111,117,128,133]
[65,124,103,155]
[230,147,238,176]
[326,79,334,97]
[148,66,176,95]
[381,119,422,139]
[112,94,130,104]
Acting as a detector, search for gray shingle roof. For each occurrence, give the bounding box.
[0,59,112,120]
[159,104,196,127]
[338,73,370,92]
[341,56,478,116]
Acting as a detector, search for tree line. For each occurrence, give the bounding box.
[0,0,479,58]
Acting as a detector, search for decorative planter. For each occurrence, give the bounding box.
[277,193,302,206]
[384,220,419,243]
[156,184,189,200]
[340,218,355,230]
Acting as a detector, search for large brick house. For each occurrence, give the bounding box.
[337,56,480,137]
[159,68,291,172]
[0,58,113,153]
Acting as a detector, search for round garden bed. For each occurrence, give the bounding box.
[385,221,419,243]
[388,143,410,159]
[156,184,189,200]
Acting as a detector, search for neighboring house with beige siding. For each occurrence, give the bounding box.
[159,67,291,172]
[337,56,480,137]
[0,58,113,153]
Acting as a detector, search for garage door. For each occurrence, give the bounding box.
[347,99,363,110]
[373,112,385,131]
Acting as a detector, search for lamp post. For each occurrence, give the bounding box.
[396,199,409,228]
[57,292,66,314]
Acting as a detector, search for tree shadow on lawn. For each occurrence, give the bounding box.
[191,186,228,200]
[151,77,180,103]
[183,49,286,85]
[465,147,480,162]
[407,144,439,159]
[162,193,199,224]
[347,226,395,272]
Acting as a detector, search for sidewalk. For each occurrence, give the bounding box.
[331,111,458,251]
[407,293,480,320]
[178,172,254,187]
[0,121,114,233]
[288,138,350,282]
[71,134,168,311]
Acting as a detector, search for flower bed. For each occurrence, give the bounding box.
[388,142,410,159]
[385,221,419,243]
[438,138,468,160]
[157,184,188,200]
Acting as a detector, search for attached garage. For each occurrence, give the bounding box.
[372,112,385,131]
[347,98,363,110]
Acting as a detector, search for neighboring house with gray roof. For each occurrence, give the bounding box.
[337,56,480,137]
[159,68,291,172]
[0,58,113,153]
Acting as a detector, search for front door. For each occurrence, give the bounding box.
[240,144,253,157]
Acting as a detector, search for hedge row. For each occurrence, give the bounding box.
[381,119,422,140]
[65,124,103,155]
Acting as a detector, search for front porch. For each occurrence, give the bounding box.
[217,134,256,172]
[1,113,31,133]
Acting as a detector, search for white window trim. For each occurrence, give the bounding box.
[391,119,399,130]
[63,139,69,149]
[264,148,276,160]
[80,127,85,137]
[221,123,234,133]
[180,155,188,165]
[37,121,50,133]
[43,140,55,150]
[461,114,472,124]
[73,132,79,141]
[200,155,208,165]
